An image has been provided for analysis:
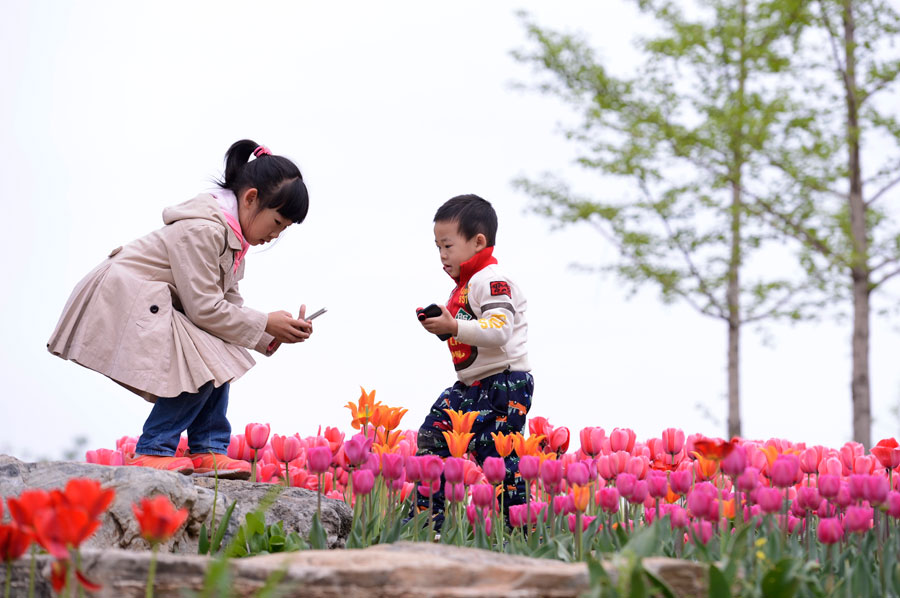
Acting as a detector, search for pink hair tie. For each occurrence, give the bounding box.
[253,145,272,158]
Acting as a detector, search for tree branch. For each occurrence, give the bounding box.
[866,173,900,207]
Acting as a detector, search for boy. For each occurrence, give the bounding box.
[416,194,533,528]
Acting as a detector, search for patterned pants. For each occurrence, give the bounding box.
[415,370,534,526]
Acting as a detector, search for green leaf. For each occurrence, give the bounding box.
[307,512,329,550]
[622,523,659,558]
[642,567,676,598]
[760,557,800,598]
[198,523,210,555]
[708,564,730,598]
[211,500,238,553]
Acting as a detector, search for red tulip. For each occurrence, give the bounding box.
[549,427,570,454]
[528,416,553,439]
[132,495,188,545]
[0,523,32,562]
[871,437,900,470]
[34,506,101,559]
[7,489,51,532]
[244,423,271,450]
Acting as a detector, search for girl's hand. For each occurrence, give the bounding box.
[420,304,458,337]
[266,310,312,343]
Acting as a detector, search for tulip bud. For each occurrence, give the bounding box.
[598,487,619,514]
[483,457,507,485]
[817,473,840,499]
[661,428,685,455]
[769,455,800,488]
[615,473,637,498]
[669,470,692,495]
[817,517,843,544]
[565,462,590,487]
[306,446,332,474]
[646,473,668,499]
[244,423,271,450]
[419,455,444,483]
[843,505,873,534]
[757,487,783,514]
[540,460,563,487]
[352,469,375,496]
[380,453,404,481]
[443,457,467,485]
[471,484,495,509]
[518,455,540,480]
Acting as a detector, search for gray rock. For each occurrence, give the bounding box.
[0,543,710,598]
[0,455,352,553]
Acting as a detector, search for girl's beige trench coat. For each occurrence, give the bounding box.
[47,194,275,402]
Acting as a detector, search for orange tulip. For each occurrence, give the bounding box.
[491,431,514,458]
[132,495,188,545]
[572,485,591,512]
[375,427,403,453]
[442,430,475,458]
[691,453,719,481]
[345,386,380,430]
[513,433,545,458]
[443,409,479,434]
[760,445,779,468]
[692,437,736,461]
[721,498,736,520]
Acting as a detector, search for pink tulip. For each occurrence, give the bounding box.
[244,423,271,450]
[863,475,889,505]
[720,444,747,478]
[820,456,843,477]
[626,455,650,480]
[352,469,375,496]
[840,442,865,474]
[817,518,843,544]
[361,453,380,475]
[616,473,637,498]
[834,483,852,509]
[404,455,423,482]
[887,492,900,518]
[465,503,481,527]
[817,474,840,499]
[609,428,636,453]
[553,495,573,516]
[445,481,466,503]
[661,428,685,455]
[271,434,303,463]
[519,455,540,480]
[549,427,570,453]
[595,456,614,481]
[462,460,485,486]
[844,505,873,533]
[509,504,527,527]
[417,479,440,497]
[471,484,495,509]
[344,433,373,467]
[443,457,467,484]
[799,447,820,475]
[420,455,444,483]
[628,480,649,505]
[737,467,760,492]
[530,501,549,523]
[598,487,620,513]
[687,520,713,545]
[687,483,716,520]
[85,448,125,466]
[483,457,507,485]
[854,455,877,475]
[540,460,563,487]
[796,486,821,512]
[380,453,404,481]
[647,472,668,499]
[669,470,692,495]
[669,505,688,529]
[227,434,253,461]
[770,455,800,488]
[757,487,783,514]
[848,474,867,501]
[322,426,345,455]
[579,427,606,457]
[568,514,596,533]
[565,462,590,487]
[528,416,553,438]
[306,446,332,474]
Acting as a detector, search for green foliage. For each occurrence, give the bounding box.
[225,511,308,558]
[198,499,237,556]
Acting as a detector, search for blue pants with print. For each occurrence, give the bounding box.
[415,370,534,527]
[135,381,231,456]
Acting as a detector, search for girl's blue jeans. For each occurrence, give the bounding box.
[135,381,231,456]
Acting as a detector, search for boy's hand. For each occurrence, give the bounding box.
[266,309,312,343]
[419,304,458,338]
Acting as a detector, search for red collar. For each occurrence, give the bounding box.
[453,246,498,287]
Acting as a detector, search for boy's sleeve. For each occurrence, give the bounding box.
[454,278,516,348]
[166,220,268,350]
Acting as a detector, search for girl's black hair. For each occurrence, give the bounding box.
[217,139,309,223]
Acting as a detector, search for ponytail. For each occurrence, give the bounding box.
[217,139,309,224]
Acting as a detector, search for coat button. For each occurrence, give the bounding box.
[149,305,159,314]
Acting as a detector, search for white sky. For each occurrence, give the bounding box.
[1,1,899,460]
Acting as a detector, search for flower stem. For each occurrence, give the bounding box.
[27,545,35,598]
[146,544,158,598]
[251,449,258,483]
[284,462,291,487]
[4,560,11,598]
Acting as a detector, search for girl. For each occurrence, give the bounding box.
[47,139,312,479]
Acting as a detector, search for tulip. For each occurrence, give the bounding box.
[352,469,375,496]
[661,428,685,456]
[720,444,747,478]
[540,460,563,487]
[420,455,444,483]
[442,430,475,459]
[549,427,570,454]
[863,475,889,505]
[483,457,507,485]
[244,423,271,449]
[796,486,821,512]
[609,428,636,453]
[471,484,495,510]
[669,470,692,495]
[322,426,345,455]
[757,487,783,514]
[509,504,527,528]
[886,492,900,518]
[443,457,467,484]
[344,433,374,467]
[579,427,606,457]
[404,455,423,482]
[529,416,553,438]
[565,462,590,487]
[417,479,440,498]
[465,503,481,527]
[227,434,253,461]
[871,438,900,471]
[818,474,841,499]
[616,473,637,499]
[132,495,188,546]
[736,467,759,492]
[553,495,573,516]
[854,455,877,475]
[307,446,332,474]
[491,431,515,458]
[820,456,843,477]
[85,448,126,467]
[687,520,713,545]
[445,481,466,503]
[626,456,650,480]
[598,487,620,514]
[443,409,479,434]
[848,474,867,501]
[834,483,852,509]
[843,505,873,534]
[571,485,591,512]
[519,455,540,481]
[817,517,843,544]
[271,433,303,484]
[799,447,821,475]
[628,480,649,505]
[568,513,596,533]
[687,484,716,519]
[647,473,668,499]
[769,455,800,488]
[840,442,865,474]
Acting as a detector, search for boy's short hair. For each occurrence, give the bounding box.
[434,194,498,247]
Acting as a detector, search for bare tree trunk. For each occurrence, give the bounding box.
[843,0,871,447]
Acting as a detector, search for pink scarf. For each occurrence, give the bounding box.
[211,190,249,272]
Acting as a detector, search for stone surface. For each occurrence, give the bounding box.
[0,543,709,598]
[0,455,352,552]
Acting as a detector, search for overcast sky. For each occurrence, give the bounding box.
[2,1,899,461]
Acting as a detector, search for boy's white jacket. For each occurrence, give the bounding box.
[451,262,530,385]
[47,194,275,402]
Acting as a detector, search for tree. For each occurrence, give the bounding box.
[514,0,821,438]
[748,0,900,446]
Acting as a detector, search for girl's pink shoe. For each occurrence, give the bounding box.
[127,454,195,475]
[186,453,251,480]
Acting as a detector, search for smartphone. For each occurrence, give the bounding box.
[305,307,327,321]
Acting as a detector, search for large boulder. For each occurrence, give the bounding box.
[0,455,352,552]
[0,543,709,598]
